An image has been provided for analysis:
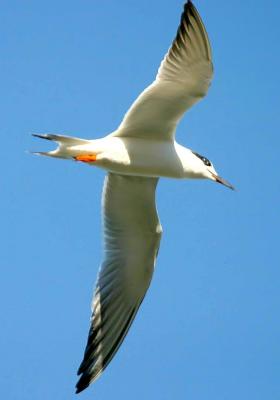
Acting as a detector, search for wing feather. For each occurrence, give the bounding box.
[112,1,213,141]
[76,173,162,393]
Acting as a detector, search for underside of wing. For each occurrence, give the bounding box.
[76,174,162,393]
[113,1,213,141]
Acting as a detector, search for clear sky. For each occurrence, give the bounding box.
[1,0,280,399]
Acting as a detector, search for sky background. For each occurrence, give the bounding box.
[1,0,280,399]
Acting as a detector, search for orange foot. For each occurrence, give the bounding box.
[74,154,97,163]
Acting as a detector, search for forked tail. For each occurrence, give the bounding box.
[32,133,91,158]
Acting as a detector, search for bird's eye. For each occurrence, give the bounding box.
[192,151,212,167]
[202,157,211,167]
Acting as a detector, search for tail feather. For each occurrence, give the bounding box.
[32,133,90,145]
[32,133,91,158]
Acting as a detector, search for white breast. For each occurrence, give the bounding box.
[89,136,194,179]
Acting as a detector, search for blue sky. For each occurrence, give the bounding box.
[1,0,280,399]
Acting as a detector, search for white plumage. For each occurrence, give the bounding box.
[33,1,233,394]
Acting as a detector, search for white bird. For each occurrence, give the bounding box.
[33,1,233,394]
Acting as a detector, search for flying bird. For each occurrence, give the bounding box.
[33,1,233,394]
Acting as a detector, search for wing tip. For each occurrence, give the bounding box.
[75,374,91,394]
[182,0,212,61]
[184,1,195,15]
[75,367,103,394]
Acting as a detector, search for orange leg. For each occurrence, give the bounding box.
[74,154,97,163]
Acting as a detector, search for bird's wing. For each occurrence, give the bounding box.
[76,173,162,393]
[112,1,213,141]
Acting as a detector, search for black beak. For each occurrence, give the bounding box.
[214,174,235,190]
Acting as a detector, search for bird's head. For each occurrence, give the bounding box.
[192,151,234,190]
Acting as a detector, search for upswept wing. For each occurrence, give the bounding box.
[112,1,213,141]
[76,173,162,393]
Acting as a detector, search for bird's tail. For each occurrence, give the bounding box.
[31,133,91,159]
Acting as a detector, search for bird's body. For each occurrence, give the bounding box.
[41,135,215,179]
[33,1,233,394]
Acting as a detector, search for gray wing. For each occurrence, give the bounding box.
[76,173,162,393]
[112,1,213,141]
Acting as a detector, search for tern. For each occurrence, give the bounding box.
[33,1,233,394]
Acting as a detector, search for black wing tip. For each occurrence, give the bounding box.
[77,365,83,376]
[77,352,88,376]
[183,1,200,22]
[184,1,195,12]
[75,374,91,394]
[181,0,212,61]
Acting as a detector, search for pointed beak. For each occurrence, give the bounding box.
[212,173,235,190]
